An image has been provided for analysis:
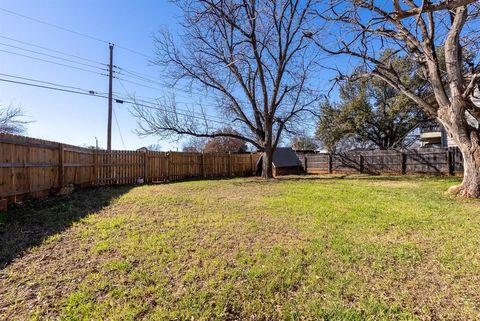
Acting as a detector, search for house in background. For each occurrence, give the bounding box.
[419,122,451,148]
[420,88,480,148]
[420,111,479,148]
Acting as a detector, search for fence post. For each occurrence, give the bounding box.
[228,152,232,177]
[166,152,170,181]
[447,148,454,176]
[58,143,65,188]
[250,153,254,176]
[143,151,149,183]
[93,149,98,185]
[401,153,407,175]
[201,152,206,178]
[328,154,333,174]
[359,155,364,174]
[304,155,308,174]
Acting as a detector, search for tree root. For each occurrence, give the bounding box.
[447,184,480,199]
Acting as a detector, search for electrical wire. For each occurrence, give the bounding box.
[115,44,154,60]
[116,78,230,124]
[0,41,107,71]
[116,66,242,102]
[0,48,108,76]
[0,7,108,44]
[116,65,326,104]
[0,8,318,106]
[115,72,253,106]
[0,76,231,126]
[114,77,163,92]
[0,6,316,129]
[0,7,155,60]
[0,72,100,93]
[115,78,228,122]
[112,106,126,149]
[0,77,108,98]
[0,34,107,66]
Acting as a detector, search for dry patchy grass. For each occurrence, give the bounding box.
[1,175,480,320]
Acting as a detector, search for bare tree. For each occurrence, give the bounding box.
[204,127,248,153]
[0,105,29,135]
[147,143,163,151]
[291,135,318,151]
[312,0,480,197]
[182,137,206,152]
[132,0,320,178]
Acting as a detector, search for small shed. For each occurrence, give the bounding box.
[272,147,303,176]
[256,147,303,176]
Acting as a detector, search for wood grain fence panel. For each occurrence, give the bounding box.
[1,134,268,205]
[301,148,459,176]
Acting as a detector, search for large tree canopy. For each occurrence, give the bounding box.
[312,0,480,197]
[132,0,320,178]
[317,53,428,151]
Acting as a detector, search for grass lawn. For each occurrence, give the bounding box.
[1,175,480,320]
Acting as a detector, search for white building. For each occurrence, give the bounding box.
[420,89,480,148]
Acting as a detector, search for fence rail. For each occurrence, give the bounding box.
[297,147,464,176]
[0,134,260,204]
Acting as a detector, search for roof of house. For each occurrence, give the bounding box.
[272,147,301,168]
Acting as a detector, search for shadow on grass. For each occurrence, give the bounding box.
[267,174,461,183]
[0,186,132,269]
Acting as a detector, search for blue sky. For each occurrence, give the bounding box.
[0,0,185,150]
[0,1,339,150]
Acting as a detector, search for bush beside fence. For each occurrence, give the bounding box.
[297,148,463,176]
[0,134,260,204]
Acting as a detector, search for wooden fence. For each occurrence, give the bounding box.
[0,134,260,204]
[297,147,464,176]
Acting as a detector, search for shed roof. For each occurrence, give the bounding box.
[272,147,301,168]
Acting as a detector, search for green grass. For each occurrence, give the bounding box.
[1,175,480,320]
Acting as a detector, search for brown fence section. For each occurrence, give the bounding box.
[0,134,260,204]
[299,147,464,176]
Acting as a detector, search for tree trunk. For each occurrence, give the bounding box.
[262,147,274,179]
[439,101,480,198]
[448,140,480,198]
[260,122,274,179]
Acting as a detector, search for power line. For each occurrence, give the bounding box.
[116,68,231,102]
[115,44,154,60]
[116,66,231,101]
[0,34,106,66]
[112,106,126,149]
[116,78,227,122]
[113,91,226,121]
[0,77,108,98]
[0,48,107,76]
[115,76,227,106]
[115,72,250,105]
[0,7,155,60]
[2,41,316,108]
[0,72,100,93]
[0,6,327,101]
[114,77,164,92]
[113,91,227,123]
[0,7,108,44]
[115,65,325,104]
[115,78,231,125]
[116,67,167,85]
[0,75,231,126]
[0,42,107,71]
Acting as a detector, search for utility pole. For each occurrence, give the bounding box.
[107,43,114,151]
